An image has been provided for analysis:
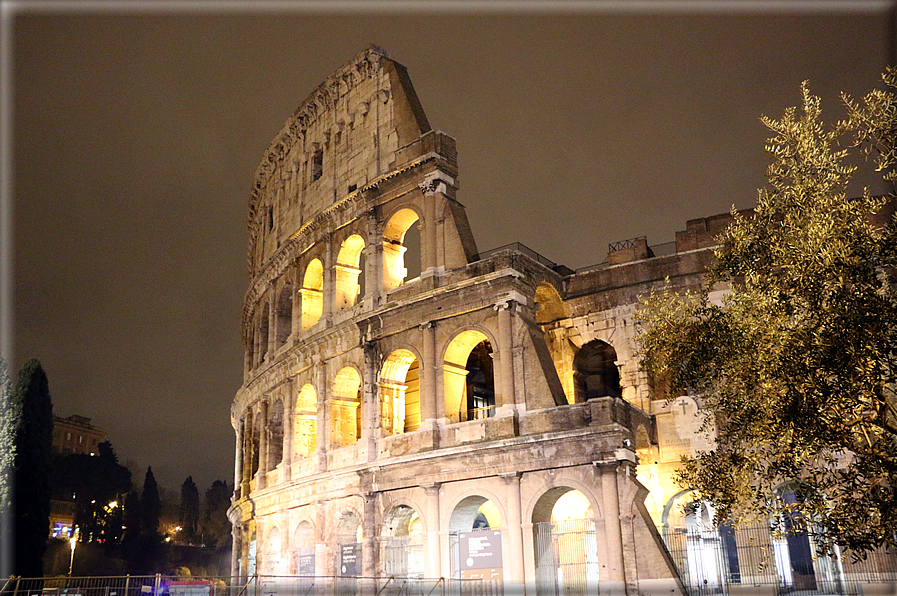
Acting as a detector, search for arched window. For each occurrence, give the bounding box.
[294,384,317,459]
[379,350,421,435]
[444,331,495,423]
[573,339,621,402]
[532,488,599,596]
[264,525,282,575]
[301,259,324,330]
[382,208,422,291]
[332,367,361,448]
[335,234,366,311]
[274,282,293,349]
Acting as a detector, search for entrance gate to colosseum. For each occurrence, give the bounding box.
[533,518,599,596]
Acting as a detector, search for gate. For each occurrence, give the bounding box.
[534,518,600,596]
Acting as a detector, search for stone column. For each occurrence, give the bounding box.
[283,384,294,482]
[500,472,524,587]
[423,192,438,274]
[258,400,269,489]
[323,236,334,326]
[231,525,242,579]
[267,293,277,357]
[363,341,379,461]
[362,492,378,578]
[495,300,516,410]
[600,463,626,595]
[315,360,329,473]
[420,321,438,428]
[422,483,441,578]
[291,272,303,339]
[233,417,243,498]
[241,413,253,496]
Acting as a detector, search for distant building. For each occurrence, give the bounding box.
[52,414,105,456]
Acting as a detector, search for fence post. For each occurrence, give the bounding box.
[13,576,20,596]
[153,574,161,596]
[125,575,130,596]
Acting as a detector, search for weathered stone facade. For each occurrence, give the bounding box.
[228,46,727,595]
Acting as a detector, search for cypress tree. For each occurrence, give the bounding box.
[12,359,53,577]
[178,476,199,542]
[140,467,160,538]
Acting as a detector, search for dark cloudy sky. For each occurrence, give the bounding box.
[6,1,895,492]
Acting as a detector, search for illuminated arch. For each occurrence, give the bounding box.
[534,282,568,324]
[443,329,495,423]
[332,367,361,448]
[573,339,622,402]
[335,234,366,311]
[301,259,324,330]
[275,282,293,349]
[294,384,317,459]
[264,524,282,574]
[382,504,425,578]
[382,208,422,292]
[532,488,599,595]
[379,349,421,435]
[267,399,284,469]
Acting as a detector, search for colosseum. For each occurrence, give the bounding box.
[228,46,879,596]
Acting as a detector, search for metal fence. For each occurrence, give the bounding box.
[1,575,482,596]
[661,523,897,596]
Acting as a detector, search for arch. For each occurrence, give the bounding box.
[449,495,502,533]
[379,349,421,435]
[301,259,324,329]
[264,524,282,575]
[443,330,495,423]
[293,520,316,577]
[275,282,293,349]
[531,488,599,595]
[332,367,361,448]
[534,282,568,325]
[335,234,366,311]
[336,511,362,577]
[382,504,425,578]
[382,207,422,292]
[294,383,317,459]
[267,399,284,469]
[573,339,622,402]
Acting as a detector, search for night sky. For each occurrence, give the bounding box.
[8,1,895,493]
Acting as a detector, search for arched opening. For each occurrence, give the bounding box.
[257,303,271,366]
[267,400,284,470]
[275,282,293,349]
[336,512,362,581]
[301,259,324,330]
[264,525,282,575]
[444,331,495,423]
[293,521,316,578]
[573,340,622,402]
[662,492,737,593]
[294,384,317,459]
[332,367,361,448]
[382,505,425,578]
[449,496,503,585]
[335,234,366,311]
[383,208,422,291]
[532,488,599,596]
[251,415,262,478]
[378,350,421,435]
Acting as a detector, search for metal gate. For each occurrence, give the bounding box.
[534,519,600,596]
[383,535,425,579]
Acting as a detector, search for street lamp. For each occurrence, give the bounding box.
[68,527,79,576]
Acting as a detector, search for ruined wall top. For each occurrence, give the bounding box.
[248,45,440,273]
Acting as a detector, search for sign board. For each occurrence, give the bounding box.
[459,530,503,595]
[339,542,359,576]
[298,547,315,576]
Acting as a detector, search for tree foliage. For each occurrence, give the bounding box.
[0,357,12,578]
[198,480,231,549]
[179,476,199,542]
[12,359,54,576]
[636,68,897,555]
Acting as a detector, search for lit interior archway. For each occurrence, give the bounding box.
[332,367,361,448]
[268,399,284,469]
[444,330,494,423]
[335,234,366,311]
[532,488,599,595]
[294,384,317,459]
[382,505,425,578]
[573,339,622,402]
[301,259,324,330]
[379,349,421,435]
[383,208,422,292]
